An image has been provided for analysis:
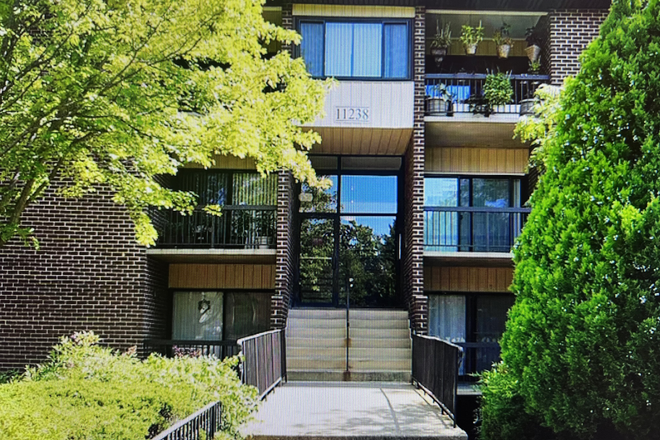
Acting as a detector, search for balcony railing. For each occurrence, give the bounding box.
[157,205,276,249]
[426,73,550,115]
[144,339,241,360]
[424,206,531,253]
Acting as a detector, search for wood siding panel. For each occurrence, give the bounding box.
[425,147,529,174]
[169,264,276,289]
[311,127,413,155]
[293,4,415,18]
[424,266,513,293]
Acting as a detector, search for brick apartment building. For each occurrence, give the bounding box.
[0,0,610,385]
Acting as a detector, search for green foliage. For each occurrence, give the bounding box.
[431,21,452,49]
[482,1,660,439]
[493,23,513,47]
[483,72,513,107]
[460,21,484,47]
[0,332,258,440]
[0,0,329,247]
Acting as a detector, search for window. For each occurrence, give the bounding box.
[298,19,410,79]
[429,293,515,375]
[424,177,523,252]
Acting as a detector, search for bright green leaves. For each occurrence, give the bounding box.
[0,0,329,246]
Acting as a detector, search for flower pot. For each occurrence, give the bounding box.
[431,47,448,64]
[426,97,450,115]
[519,98,536,116]
[497,44,511,59]
[526,45,541,62]
[464,43,478,55]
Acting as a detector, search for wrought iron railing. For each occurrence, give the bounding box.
[411,334,463,425]
[425,73,549,115]
[144,339,241,360]
[238,329,286,400]
[152,400,222,440]
[157,205,276,248]
[424,206,531,253]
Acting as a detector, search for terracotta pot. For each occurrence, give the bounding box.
[497,44,511,59]
[526,45,541,62]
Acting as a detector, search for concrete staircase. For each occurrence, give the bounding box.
[286,308,412,382]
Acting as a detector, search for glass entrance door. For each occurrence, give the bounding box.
[299,217,338,306]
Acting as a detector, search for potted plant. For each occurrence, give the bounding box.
[426,83,453,115]
[460,21,484,55]
[493,23,513,59]
[430,21,452,65]
[525,27,542,63]
[484,71,513,113]
[528,59,542,74]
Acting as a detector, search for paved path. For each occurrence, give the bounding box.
[242,382,467,440]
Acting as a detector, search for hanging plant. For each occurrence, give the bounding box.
[493,23,513,59]
[460,21,484,55]
[430,21,452,65]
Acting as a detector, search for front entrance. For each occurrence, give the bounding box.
[296,156,401,308]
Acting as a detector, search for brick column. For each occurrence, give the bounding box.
[272,170,295,329]
[549,9,608,85]
[403,6,427,335]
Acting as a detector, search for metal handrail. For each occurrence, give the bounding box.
[152,400,221,440]
[238,329,287,400]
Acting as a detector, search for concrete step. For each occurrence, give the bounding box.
[286,370,412,382]
[287,357,411,371]
[287,347,412,360]
[287,336,411,349]
[287,326,410,340]
[288,308,408,320]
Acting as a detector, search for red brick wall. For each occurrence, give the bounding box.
[0,186,170,371]
[549,9,609,85]
[403,6,427,334]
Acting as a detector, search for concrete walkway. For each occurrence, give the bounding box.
[242,382,467,440]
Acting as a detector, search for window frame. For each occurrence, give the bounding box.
[295,17,413,81]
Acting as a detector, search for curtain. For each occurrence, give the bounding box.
[172,292,223,340]
[352,23,382,77]
[384,24,408,78]
[300,22,324,77]
[325,23,353,77]
[428,295,466,343]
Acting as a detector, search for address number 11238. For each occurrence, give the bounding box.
[334,107,370,122]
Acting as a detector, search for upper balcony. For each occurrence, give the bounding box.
[149,170,277,264]
[425,11,550,148]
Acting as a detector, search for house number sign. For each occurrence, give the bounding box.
[334,106,370,123]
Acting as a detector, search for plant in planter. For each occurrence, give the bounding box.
[484,71,513,112]
[493,23,513,59]
[528,59,542,74]
[426,83,453,116]
[525,27,542,63]
[430,21,452,65]
[460,21,484,55]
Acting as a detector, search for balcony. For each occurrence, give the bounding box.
[149,206,277,264]
[424,206,531,262]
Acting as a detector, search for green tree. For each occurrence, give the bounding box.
[0,0,328,247]
[481,1,660,439]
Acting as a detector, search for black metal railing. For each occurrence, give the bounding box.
[152,400,222,440]
[457,342,501,376]
[144,339,241,360]
[239,329,286,399]
[411,334,463,424]
[426,73,549,115]
[424,206,531,252]
[157,205,276,248]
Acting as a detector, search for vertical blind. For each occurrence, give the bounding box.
[300,20,409,79]
[172,292,224,340]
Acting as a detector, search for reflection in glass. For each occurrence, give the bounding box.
[424,178,458,251]
[341,175,397,214]
[338,216,397,307]
[172,292,223,340]
[299,175,338,213]
[299,218,335,304]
